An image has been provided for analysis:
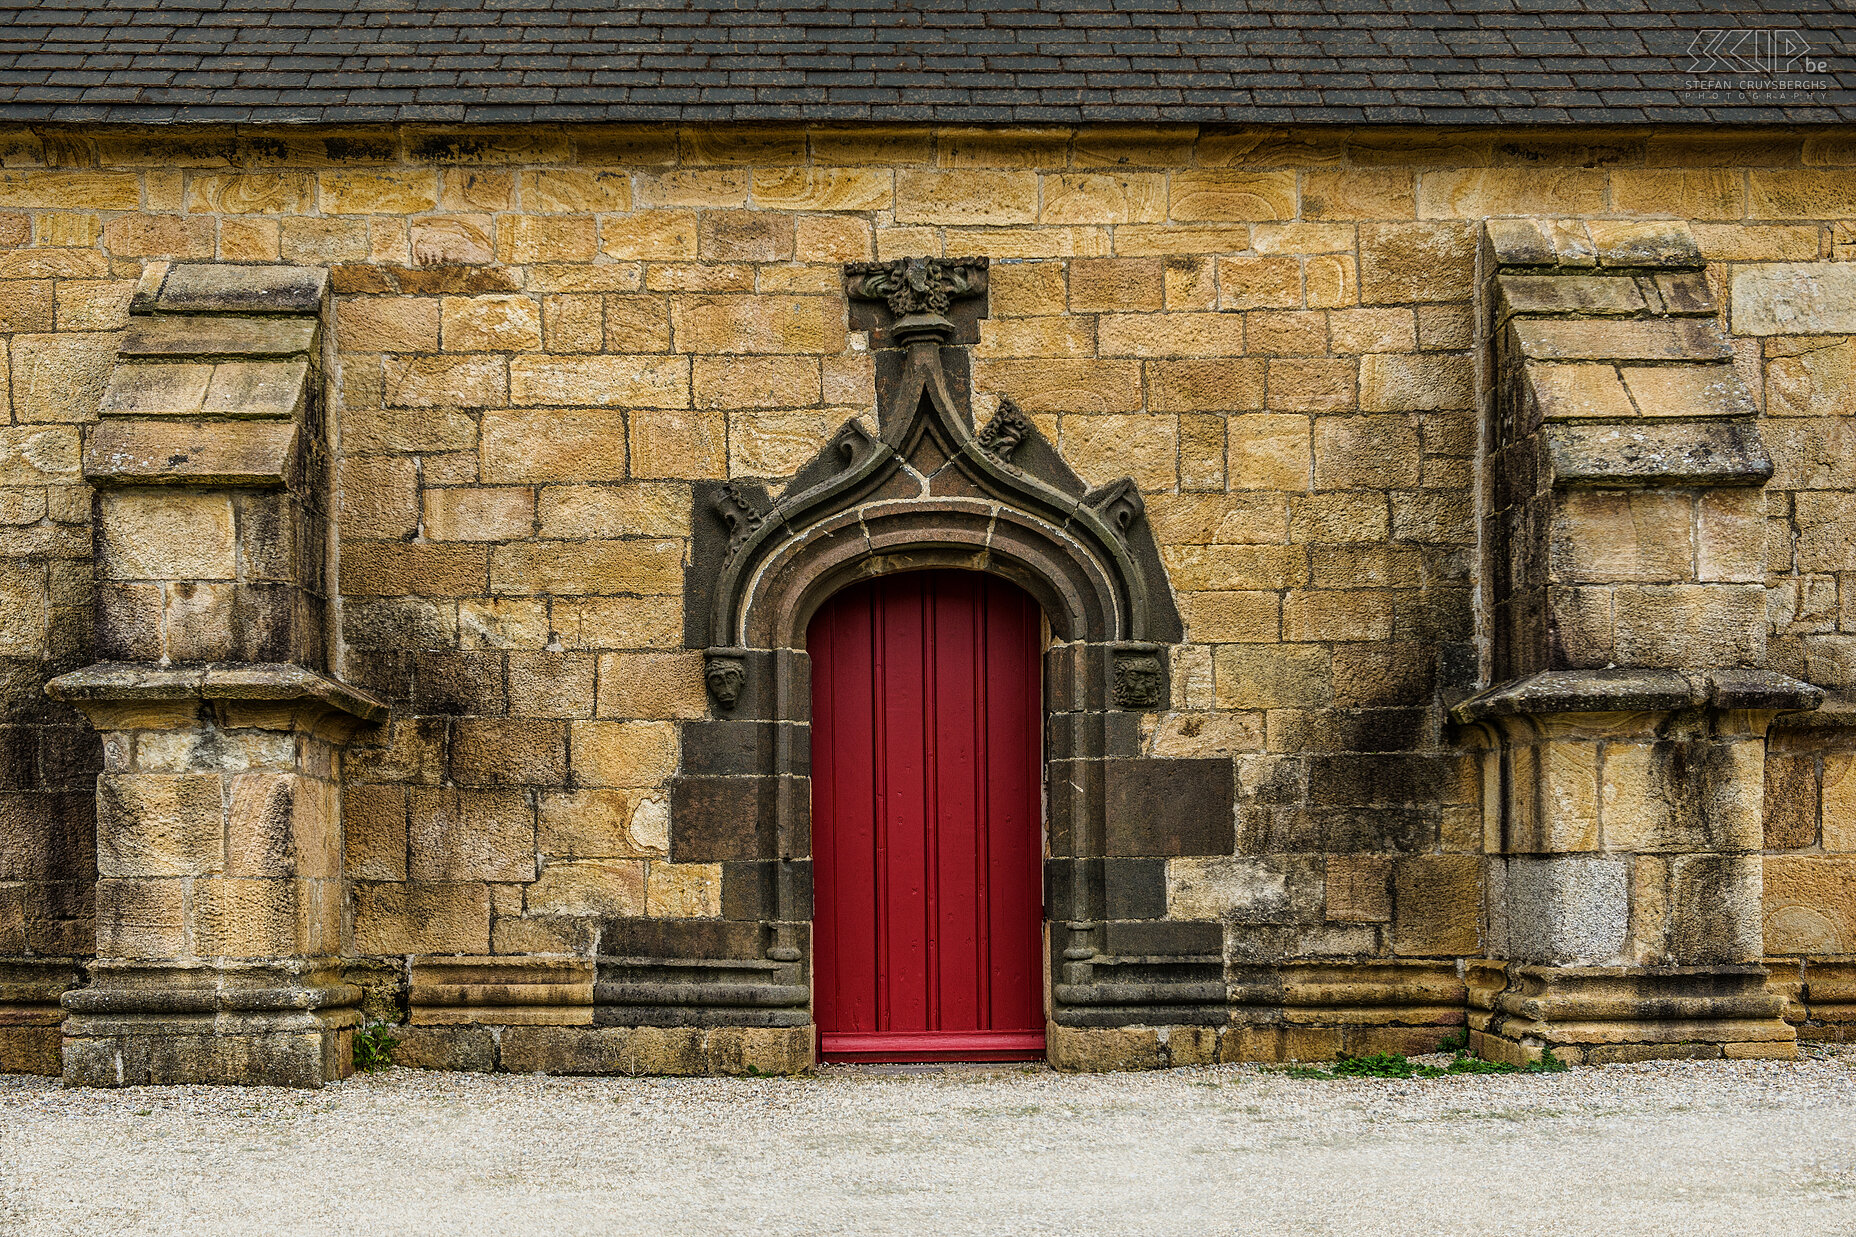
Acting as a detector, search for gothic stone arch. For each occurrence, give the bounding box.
[618,259,1237,1060]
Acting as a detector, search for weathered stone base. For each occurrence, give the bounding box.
[390,1023,815,1076]
[1768,959,1856,1044]
[1469,962,1796,1065]
[1047,1018,1466,1071]
[0,1027,63,1075]
[0,961,82,1075]
[62,1017,358,1087]
[61,960,364,1087]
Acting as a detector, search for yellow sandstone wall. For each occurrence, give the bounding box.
[1,123,1853,1039]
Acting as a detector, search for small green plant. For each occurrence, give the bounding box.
[352,1023,399,1073]
[1281,1046,1571,1080]
[1435,1030,1469,1054]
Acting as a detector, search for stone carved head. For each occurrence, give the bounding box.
[705,654,747,712]
[1112,652,1163,709]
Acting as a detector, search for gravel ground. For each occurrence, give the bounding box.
[2,1052,1854,1236]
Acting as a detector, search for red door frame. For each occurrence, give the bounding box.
[809,570,1046,1063]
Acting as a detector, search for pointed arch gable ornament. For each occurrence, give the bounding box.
[655,258,1232,1056]
[693,256,1180,665]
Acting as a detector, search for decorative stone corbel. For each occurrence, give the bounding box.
[704,649,749,713]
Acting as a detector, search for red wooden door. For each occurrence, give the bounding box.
[809,570,1046,1062]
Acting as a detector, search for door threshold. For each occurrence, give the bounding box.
[820,1030,1047,1063]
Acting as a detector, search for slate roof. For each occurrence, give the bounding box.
[0,0,1851,126]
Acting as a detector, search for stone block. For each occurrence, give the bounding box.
[1612,584,1765,668]
[1313,416,1422,488]
[450,719,567,787]
[1168,171,1297,221]
[499,1025,810,1076]
[526,858,646,916]
[1325,854,1392,923]
[442,294,542,352]
[482,409,629,482]
[1359,222,1475,305]
[670,295,846,355]
[1765,856,1856,954]
[1045,1023,1156,1070]
[972,359,1143,413]
[96,773,225,878]
[539,788,664,858]
[409,787,536,882]
[568,720,678,788]
[383,354,508,409]
[56,279,133,333]
[1213,644,1331,710]
[522,168,632,213]
[354,881,492,955]
[192,877,307,957]
[1549,490,1693,584]
[1103,758,1234,857]
[0,426,81,485]
[1502,856,1629,964]
[1265,358,1355,412]
[488,540,682,597]
[601,210,700,260]
[1214,255,1301,309]
[1359,353,1472,412]
[1616,365,1757,419]
[422,487,534,542]
[344,784,408,881]
[645,861,723,917]
[1391,855,1481,956]
[391,1025,497,1071]
[11,332,117,424]
[86,419,298,488]
[342,541,487,597]
[0,279,54,332]
[693,356,821,409]
[1669,854,1762,965]
[507,651,596,719]
[1167,856,1293,922]
[894,170,1038,225]
[95,877,186,956]
[1513,317,1730,364]
[1149,358,1267,412]
[508,354,688,408]
[336,297,440,353]
[1178,591,1279,643]
[1068,258,1163,313]
[1732,262,1856,336]
[667,775,799,862]
[1058,414,1176,490]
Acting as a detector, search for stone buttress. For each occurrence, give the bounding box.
[46,264,386,1087]
[1457,220,1822,1065]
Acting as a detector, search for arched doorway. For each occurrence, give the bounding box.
[808,570,1046,1062]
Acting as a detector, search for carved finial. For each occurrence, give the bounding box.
[848,257,986,318]
[844,257,989,346]
[977,397,1033,461]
